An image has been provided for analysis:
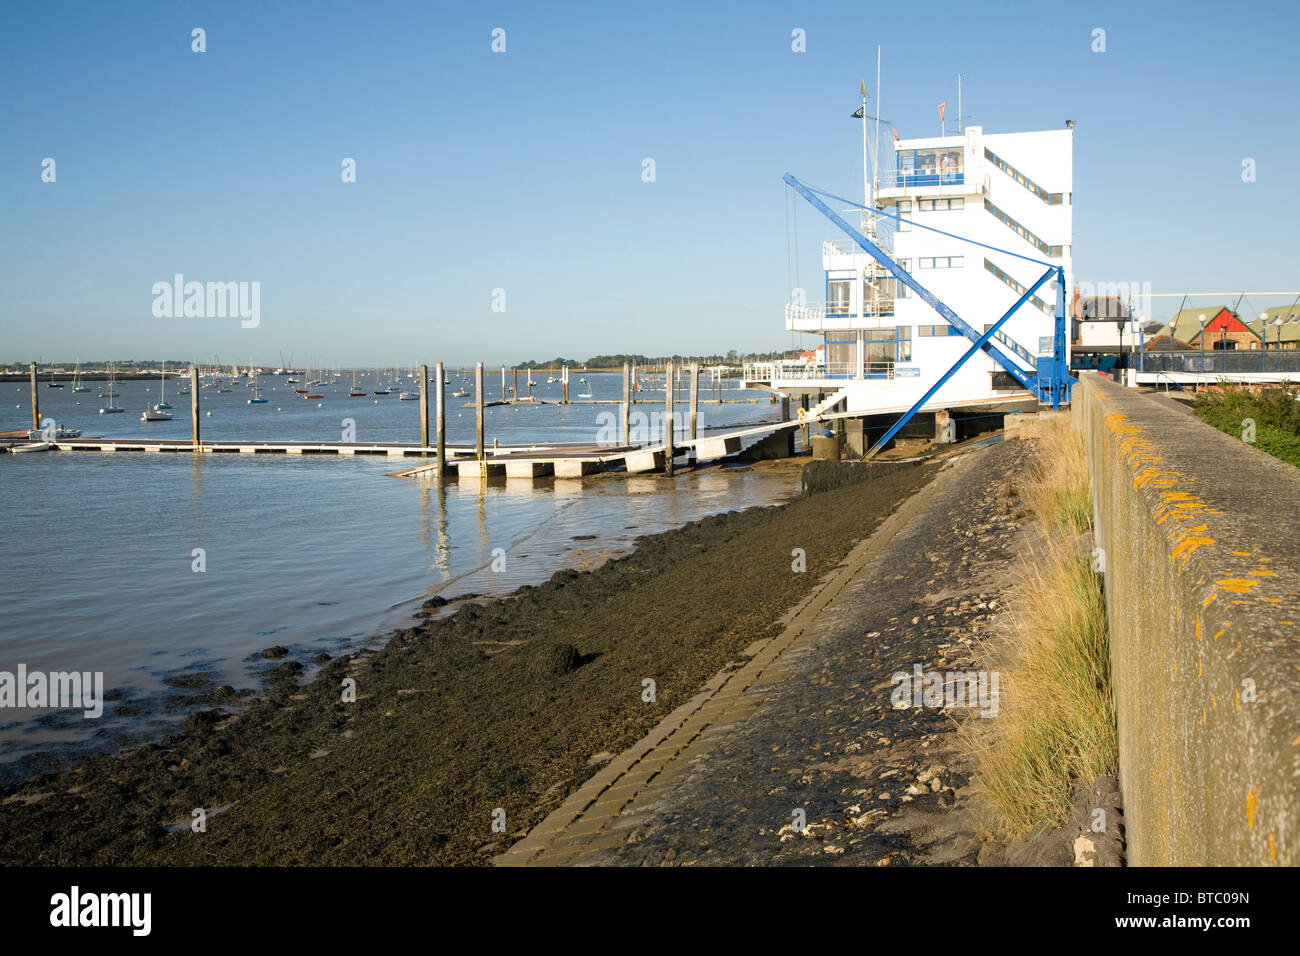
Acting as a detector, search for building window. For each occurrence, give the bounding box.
[918,324,962,336]
[918,256,964,269]
[895,258,910,298]
[918,198,964,211]
[896,200,911,232]
[862,276,894,316]
[863,327,911,365]
[898,148,964,185]
[825,335,857,374]
[828,280,851,315]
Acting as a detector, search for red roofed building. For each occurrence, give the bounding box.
[1186,307,1262,351]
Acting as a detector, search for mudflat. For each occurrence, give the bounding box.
[0,460,936,866]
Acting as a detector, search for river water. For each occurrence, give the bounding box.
[0,371,797,781]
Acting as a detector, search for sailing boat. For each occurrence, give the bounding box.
[372,367,391,396]
[348,368,366,398]
[142,361,174,420]
[248,369,268,404]
[47,370,64,388]
[99,363,124,413]
[153,361,172,410]
[71,358,90,393]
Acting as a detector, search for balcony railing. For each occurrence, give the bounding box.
[786,301,896,326]
[878,169,964,189]
[822,239,901,261]
[744,361,896,382]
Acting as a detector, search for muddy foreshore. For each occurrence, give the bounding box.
[0,458,936,866]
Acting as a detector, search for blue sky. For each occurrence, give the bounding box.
[2,0,1297,366]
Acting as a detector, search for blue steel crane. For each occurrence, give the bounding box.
[783,174,1075,458]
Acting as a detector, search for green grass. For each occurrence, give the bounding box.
[966,414,1118,836]
[1195,383,1300,468]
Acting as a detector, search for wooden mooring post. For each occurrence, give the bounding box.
[435,361,446,475]
[190,365,201,450]
[28,363,38,433]
[621,361,631,444]
[801,393,810,451]
[475,362,485,461]
[688,362,699,465]
[419,364,429,449]
[664,360,675,478]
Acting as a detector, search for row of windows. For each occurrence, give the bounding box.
[894,199,962,232]
[983,147,1065,205]
[983,199,1064,258]
[826,327,912,365]
[918,256,964,269]
[827,261,914,313]
[918,324,964,336]
[898,148,963,177]
[982,259,1053,315]
[918,197,964,211]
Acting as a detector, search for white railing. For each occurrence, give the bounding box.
[786,301,826,324]
[876,170,991,195]
[822,237,898,258]
[744,362,895,382]
[785,300,896,324]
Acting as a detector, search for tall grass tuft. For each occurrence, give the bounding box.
[968,413,1117,835]
[1019,412,1092,537]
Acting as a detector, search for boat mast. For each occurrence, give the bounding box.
[874,44,882,235]
[860,80,870,239]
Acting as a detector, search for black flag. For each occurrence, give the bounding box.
[851,106,864,118]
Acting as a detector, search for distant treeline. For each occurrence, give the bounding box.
[514,351,788,370]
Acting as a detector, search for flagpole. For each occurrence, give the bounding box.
[873,46,881,240]
[860,80,870,240]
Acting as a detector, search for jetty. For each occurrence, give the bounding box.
[7,360,837,476]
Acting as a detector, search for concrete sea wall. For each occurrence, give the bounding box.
[1077,373,1300,865]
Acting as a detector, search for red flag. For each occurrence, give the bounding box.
[938,102,947,123]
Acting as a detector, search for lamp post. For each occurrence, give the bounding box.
[1259,312,1270,371]
[1198,314,1207,392]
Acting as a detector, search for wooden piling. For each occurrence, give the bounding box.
[190,365,201,450]
[435,361,446,475]
[801,393,810,451]
[688,363,699,438]
[475,362,485,461]
[500,366,506,401]
[686,364,696,468]
[29,363,38,433]
[621,361,631,444]
[664,361,675,478]
[419,364,429,449]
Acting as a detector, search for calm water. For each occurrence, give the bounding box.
[0,372,793,779]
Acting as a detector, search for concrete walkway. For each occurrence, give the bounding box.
[497,439,1033,866]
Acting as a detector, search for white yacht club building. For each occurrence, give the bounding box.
[746,123,1074,436]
